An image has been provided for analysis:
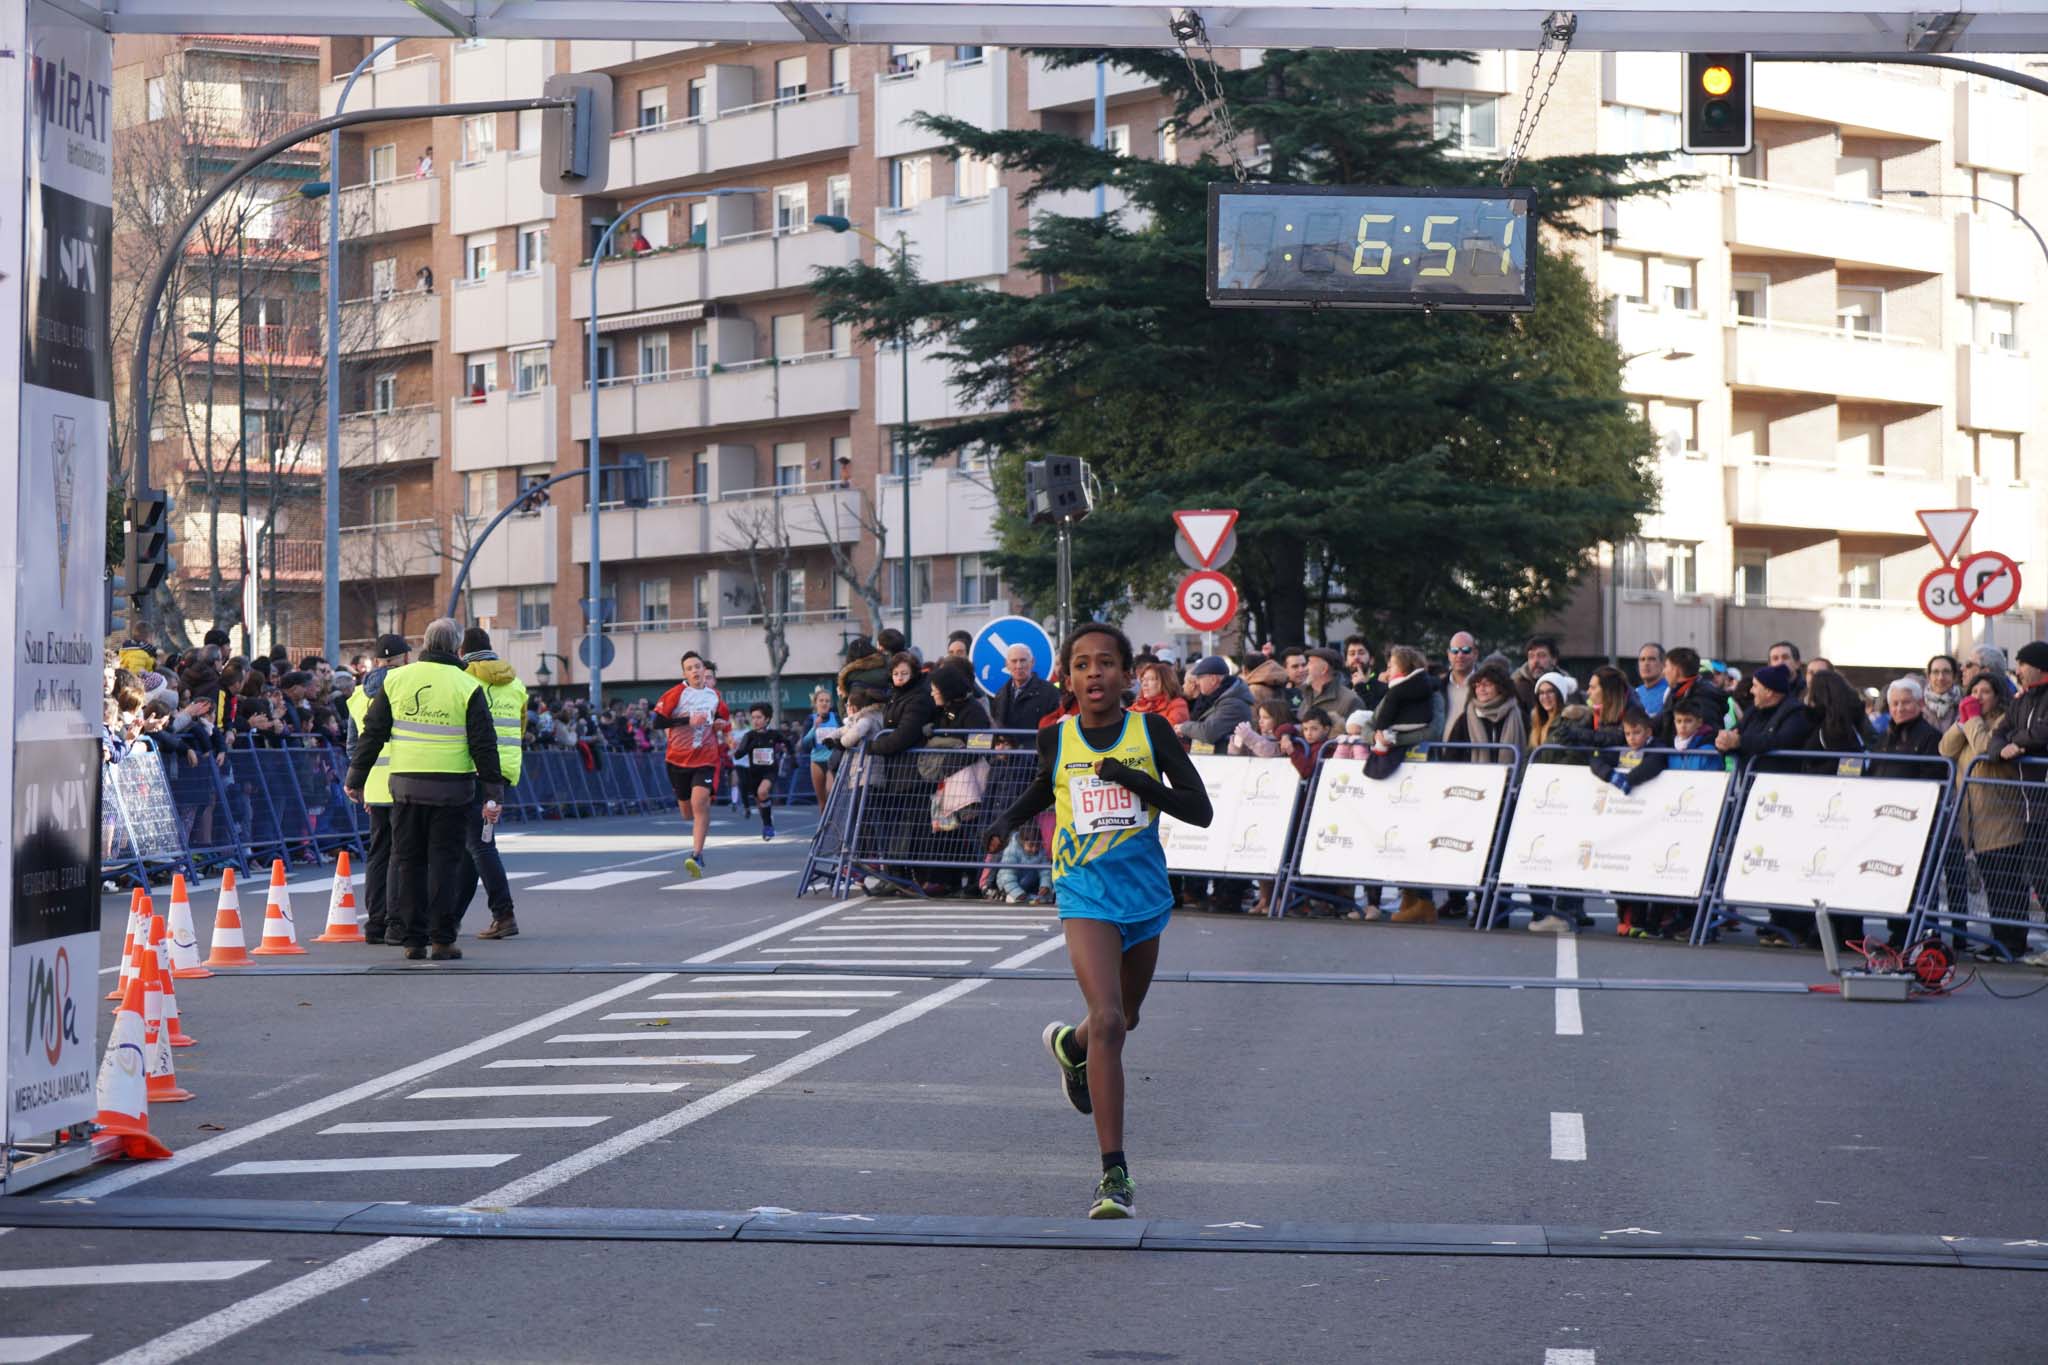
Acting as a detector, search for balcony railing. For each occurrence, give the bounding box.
[1729,315,1927,348]
[720,478,852,501]
[604,615,712,634]
[176,537,324,579]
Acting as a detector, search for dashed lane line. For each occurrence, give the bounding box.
[546,1031,809,1043]
[318,1118,610,1135]
[632,1004,862,1015]
[524,870,669,893]
[0,1263,267,1290]
[1554,936,1583,1037]
[0,1336,92,1363]
[644,990,900,1001]
[1550,1112,1588,1163]
[481,1055,753,1069]
[214,1155,518,1177]
[407,1084,686,1100]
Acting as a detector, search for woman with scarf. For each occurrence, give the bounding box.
[1923,654,1963,733]
[1131,661,1189,729]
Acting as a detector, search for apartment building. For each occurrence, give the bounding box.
[111,34,329,655]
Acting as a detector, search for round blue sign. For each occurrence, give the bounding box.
[970,615,1054,698]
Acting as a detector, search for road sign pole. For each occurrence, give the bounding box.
[1055,519,1073,651]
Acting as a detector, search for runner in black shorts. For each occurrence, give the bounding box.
[665,763,717,803]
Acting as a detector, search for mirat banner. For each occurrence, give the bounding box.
[1160,755,1300,877]
[7,0,111,1143]
[1716,772,1943,918]
[1496,763,1731,900]
[1293,756,1510,888]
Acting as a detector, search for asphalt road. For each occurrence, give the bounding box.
[4,803,2045,1364]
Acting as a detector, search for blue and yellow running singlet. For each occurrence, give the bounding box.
[1050,712,1173,923]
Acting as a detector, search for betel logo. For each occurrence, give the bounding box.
[1741,845,1780,874]
[1755,791,1795,820]
[1325,771,1364,801]
[22,944,81,1066]
[29,53,112,161]
[1313,823,1355,852]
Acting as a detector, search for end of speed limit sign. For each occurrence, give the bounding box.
[1176,570,1239,632]
[1919,566,1973,627]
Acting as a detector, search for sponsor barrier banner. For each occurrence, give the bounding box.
[1496,764,1730,899]
[1293,757,1509,887]
[1717,772,1940,918]
[1161,755,1299,877]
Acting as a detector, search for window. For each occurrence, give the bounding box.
[774,442,806,489]
[771,313,805,359]
[464,355,498,397]
[1973,169,2018,214]
[889,557,934,607]
[460,113,496,164]
[1600,103,1682,156]
[1157,119,1180,163]
[1973,298,2018,351]
[825,174,850,219]
[146,184,169,225]
[956,153,998,199]
[517,107,542,151]
[1836,286,1883,336]
[515,587,550,634]
[828,47,851,91]
[1973,430,2022,483]
[1730,406,1771,460]
[831,435,852,478]
[370,483,398,525]
[774,568,806,614]
[646,456,670,502]
[1730,272,1769,321]
[516,223,549,273]
[1733,549,1771,604]
[1652,257,1697,312]
[464,231,497,281]
[638,212,668,249]
[831,321,854,357]
[686,77,707,120]
[1432,95,1500,152]
[637,86,668,129]
[463,470,499,518]
[375,597,401,635]
[1834,153,1879,202]
[593,339,616,384]
[371,257,397,297]
[370,143,398,182]
[638,331,670,378]
[371,373,397,413]
[888,45,930,76]
[689,327,709,370]
[957,553,1001,606]
[1104,124,1130,155]
[954,45,985,63]
[686,200,709,247]
[241,78,285,116]
[146,75,167,121]
[513,346,551,394]
[774,183,809,234]
[775,56,808,101]
[640,577,671,624]
[1621,539,1698,596]
[1605,251,1648,305]
[1653,399,1700,455]
[1839,552,1882,603]
[691,451,710,497]
[691,575,710,623]
[890,155,933,209]
[832,570,849,616]
[1838,415,1884,468]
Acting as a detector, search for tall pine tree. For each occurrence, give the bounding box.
[813,49,1678,648]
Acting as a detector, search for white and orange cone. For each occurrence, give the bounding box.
[151,915,196,1049]
[141,940,193,1104]
[203,867,253,968]
[166,872,211,979]
[94,971,173,1160]
[113,892,155,1015]
[314,850,366,943]
[251,859,306,957]
[108,887,145,1000]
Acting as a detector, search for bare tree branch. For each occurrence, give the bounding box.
[717,497,796,725]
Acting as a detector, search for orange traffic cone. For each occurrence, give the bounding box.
[151,915,196,1049]
[112,893,153,1014]
[108,887,145,999]
[251,859,306,956]
[166,873,211,979]
[203,868,254,968]
[141,942,193,1104]
[314,850,366,943]
[93,972,173,1160]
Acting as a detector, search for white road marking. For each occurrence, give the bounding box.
[1551,1112,1588,1162]
[318,1118,609,1135]
[789,934,1029,943]
[0,1336,92,1363]
[849,909,1052,918]
[1545,1351,1597,1364]
[1555,935,1582,1037]
[546,1031,808,1043]
[482,1056,752,1069]
[664,870,796,892]
[633,1005,861,1016]
[645,990,900,1001]
[690,974,928,982]
[215,1155,518,1177]
[827,919,1052,928]
[525,870,668,893]
[69,897,864,1200]
[103,930,1068,1363]
[0,1262,266,1290]
[746,957,975,966]
[758,946,992,955]
[407,1084,686,1099]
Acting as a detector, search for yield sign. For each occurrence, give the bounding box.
[1173,509,1238,568]
[1916,508,1977,565]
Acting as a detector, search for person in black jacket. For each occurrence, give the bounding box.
[731,702,792,840]
[1713,663,1812,761]
[865,653,939,891]
[921,662,995,895]
[1653,647,1727,747]
[1871,675,1943,776]
[991,643,1059,733]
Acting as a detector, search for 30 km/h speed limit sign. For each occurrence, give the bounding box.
[1918,567,1973,627]
[1176,570,1239,633]
[1957,550,2023,617]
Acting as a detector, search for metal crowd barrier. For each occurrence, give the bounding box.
[826,730,1043,898]
[1917,754,2048,961]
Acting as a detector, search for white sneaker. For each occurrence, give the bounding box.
[2021,949,2048,968]
[1529,914,1570,934]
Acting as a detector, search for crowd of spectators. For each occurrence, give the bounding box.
[102,630,359,770]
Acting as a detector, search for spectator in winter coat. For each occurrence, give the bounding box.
[1447,662,1528,756]
[1872,676,1943,775]
[1510,636,1561,719]
[1300,648,1363,725]
[1368,646,1437,752]
[1990,641,2048,763]
[1713,663,1812,760]
[995,824,1049,904]
[1131,661,1189,728]
[1652,647,1727,748]
[1923,654,1963,732]
[990,643,1059,733]
[1180,656,1255,748]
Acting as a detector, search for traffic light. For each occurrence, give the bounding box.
[539,74,613,195]
[617,452,650,509]
[1682,53,1753,155]
[125,488,170,599]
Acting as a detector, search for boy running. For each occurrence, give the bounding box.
[732,702,791,839]
[986,623,1213,1218]
[652,654,730,877]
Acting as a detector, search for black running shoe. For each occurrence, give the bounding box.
[1089,1166,1135,1219]
[1042,1021,1091,1115]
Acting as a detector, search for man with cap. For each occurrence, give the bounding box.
[345,632,411,944]
[346,618,504,961]
[1300,647,1363,726]
[1713,662,1810,759]
[1178,655,1254,748]
[454,625,527,940]
[1993,642,2048,963]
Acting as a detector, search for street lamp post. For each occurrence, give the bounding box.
[583,187,761,716]
[812,214,914,648]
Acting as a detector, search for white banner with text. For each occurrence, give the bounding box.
[1161,755,1300,877]
[1496,763,1731,899]
[1293,757,1511,888]
[1717,772,1942,918]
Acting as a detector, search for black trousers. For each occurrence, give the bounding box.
[388,801,470,948]
[454,795,516,922]
[361,804,394,937]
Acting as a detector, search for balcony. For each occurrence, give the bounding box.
[574,370,707,441]
[1723,456,1938,537]
[1957,345,2033,433]
[319,53,439,116]
[570,245,708,318]
[1601,185,1721,260]
[1026,53,1158,111]
[1724,319,1945,408]
[449,148,553,236]
[1416,52,1512,95]
[570,355,861,440]
[340,290,439,353]
[713,483,861,551]
[1724,599,1945,671]
[697,225,861,298]
[1723,178,1945,273]
[177,537,324,585]
[706,90,859,174]
[570,494,712,564]
[874,342,1002,425]
[338,405,439,470]
[567,39,712,72]
[1608,301,1717,401]
[578,614,852,681]
[1753,61,1946,140]
[876,55,1007,158]
[876,464,1002,558]
[182,324,322,371]
[450,267,556,354]
[880,190,1010,283]
[1956,211,2036,304]
[1957,81,2031,175]
[450,37,554,103]
[451,388,559,471]
[460,505,558,590]
[329,177,440,243]
[1599,52,1680,112]
[339,518,442,580]
[179,443,325,480]
[607,116,708,194]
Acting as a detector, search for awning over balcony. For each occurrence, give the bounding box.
[595,302,712,335]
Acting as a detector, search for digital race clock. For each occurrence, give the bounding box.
[1207,184,1536,312]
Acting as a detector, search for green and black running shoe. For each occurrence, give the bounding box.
[1089,1166,1135,1220]
[1041,1021,1091,1115]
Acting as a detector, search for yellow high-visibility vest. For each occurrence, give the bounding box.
[345,687,392,805]
[476,675,528,786]
[380,662,483,775]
